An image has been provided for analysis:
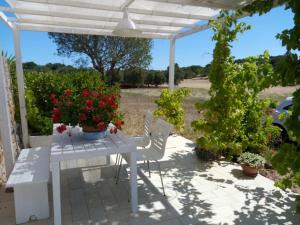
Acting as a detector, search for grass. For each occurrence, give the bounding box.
[120,79,299,141]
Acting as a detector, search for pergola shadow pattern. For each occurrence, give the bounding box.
[0,135,299,225]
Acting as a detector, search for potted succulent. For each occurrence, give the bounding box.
[50,86,124,140]
[238,152,266,177]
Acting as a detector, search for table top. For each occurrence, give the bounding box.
[50,125,136,162]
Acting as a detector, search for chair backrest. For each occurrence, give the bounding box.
[149,119,173,159]
[144,111,153,139]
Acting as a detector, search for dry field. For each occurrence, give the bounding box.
[120,78,299,141]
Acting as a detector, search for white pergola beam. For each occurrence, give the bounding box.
[0,6,197,28]
[147,0,237,10]
[17,0,213,20]
[0,11,13,28]
[17,24,170,39]
[14,18,179,35]
[121,0,136,10]
[174,23,210,39]
[13,26,29,148]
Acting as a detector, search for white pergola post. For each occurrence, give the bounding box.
[13,26,29,148]
[168,38,176,89]
[0,48,15,177]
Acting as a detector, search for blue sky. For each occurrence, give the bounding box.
[0,4,293,70]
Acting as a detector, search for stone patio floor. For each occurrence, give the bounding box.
[1,135,300,225]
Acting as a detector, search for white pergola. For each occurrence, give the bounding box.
[0,0,252,175]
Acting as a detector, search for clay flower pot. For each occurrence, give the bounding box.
[241,164,258,177]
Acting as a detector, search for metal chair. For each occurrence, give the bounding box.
[114,111,153,177]
[116,119,173,196]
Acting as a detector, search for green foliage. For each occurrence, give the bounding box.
[238,152,266,168]
[192,11,279,157]
[25,89,53,135]
[123,68,145,87]
[48,34,152,82]
[244,0,300,212]
[154,88,191,132]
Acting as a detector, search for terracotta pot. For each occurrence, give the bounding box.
[82,125,104,133]
[241,164,258,177]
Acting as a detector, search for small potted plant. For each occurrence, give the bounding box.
[50,85,124,140]
[238,152,266,177]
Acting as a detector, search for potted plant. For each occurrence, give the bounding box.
[50,86,124,140]
[238,152,266,177]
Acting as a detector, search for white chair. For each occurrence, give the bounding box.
[116,119,173,196]
[115,111,153,176]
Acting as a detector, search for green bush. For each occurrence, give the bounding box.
[20,70,103,135]
[123,68,145,87]
[154,88,191,133]
[191,12,279,157]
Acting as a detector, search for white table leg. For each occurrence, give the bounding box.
[130,151,138,213]
[52,161,61,225]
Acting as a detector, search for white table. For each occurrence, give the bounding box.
[50,126,138,225]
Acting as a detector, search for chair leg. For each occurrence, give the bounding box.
[115,154,119,166]
[147,160,151,178]
[116,157,123,184]
[114,154,120,178]
[155,160,165,196]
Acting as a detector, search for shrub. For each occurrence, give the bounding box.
[21,70,104,135]
[191,12,280,157]
[154,88,191,133]
[238,152,266,168]
[123,68,145,87]
[152,71,165,87]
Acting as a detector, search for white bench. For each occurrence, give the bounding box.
[6,147,50,224]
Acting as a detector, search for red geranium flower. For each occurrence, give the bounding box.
[52,114,60,123]
[92,115,101,123]
[111,102,118,110]
[64,89,72,97]
[52,108,60,115]
[56,124,66,133]
[82,89,90,97]
[115,120,123,129]
[86,100,94,110]
[51,98,59,105]
[98,101,106,109]
[79,113,87,121]
[91,91,98,98]
[49,93,56,100]
[97,122,107,131]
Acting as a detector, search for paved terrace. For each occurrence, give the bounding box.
[0,135,299,225]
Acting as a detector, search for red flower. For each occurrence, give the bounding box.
[86,100,94,110]
[52,114,60,123]
[91,91,98,98]
[51,98,59,105]
[92,115,101,123]
[64,89,72,97]
[111,102,118,110]
[97,122,107,131]
[82,89,90,97]
[49,93,56,100]
[79,113,87,121]
[52,108,60,115]
[56,124,66,133]
[98,101,106,109]
[115,120,123,129]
